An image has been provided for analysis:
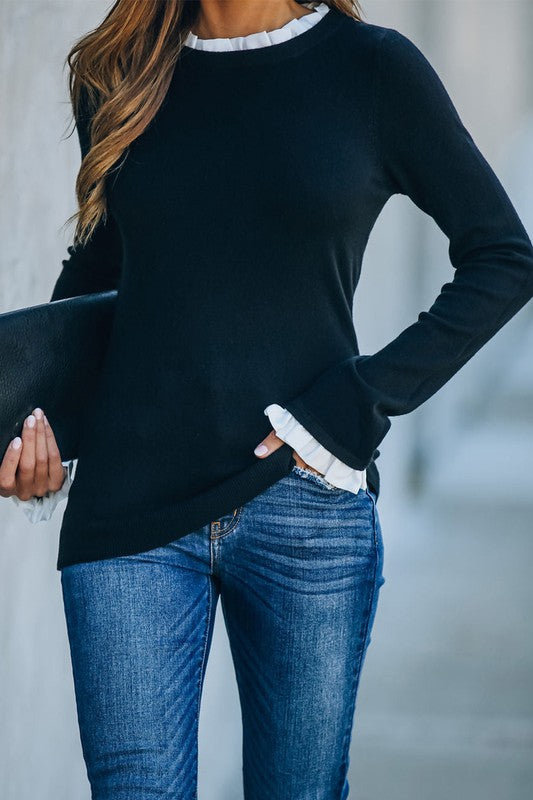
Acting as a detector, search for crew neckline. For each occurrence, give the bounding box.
[184,1,329,52]
[179,3,345,69]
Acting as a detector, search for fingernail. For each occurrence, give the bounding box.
[26,415,36,428]
[254,444,269,456]
[33,408,43,420]
[43,414,49,426]
[11,437,22,449]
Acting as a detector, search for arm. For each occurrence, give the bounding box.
[50,83,123,302]
[264,404,367,494]
[12,85,122,520]
[282,28,533,471]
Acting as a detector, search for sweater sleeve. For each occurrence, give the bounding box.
[264,403,368,494]
[50,85,123,302]
[12,87,122,522]
[282,27,533,472]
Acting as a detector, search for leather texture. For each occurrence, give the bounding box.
[0,289,117,462]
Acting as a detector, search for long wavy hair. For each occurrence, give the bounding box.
[66,0,364,247]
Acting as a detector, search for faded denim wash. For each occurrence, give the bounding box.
[61,464,386,799]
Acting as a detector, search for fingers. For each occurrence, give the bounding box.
[252,431,324,476]
[21,408,66,497]
[292,450,310,469]
[0,436,23,498]
[254,429,284,458]
[0,408,66,502]
[16,413,38,500]
[43,413,67,491]
[291,450,324,475]
[33,408,49,497]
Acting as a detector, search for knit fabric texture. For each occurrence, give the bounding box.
[51,6,533,569]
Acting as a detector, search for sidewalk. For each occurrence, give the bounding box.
[349,493,533,800]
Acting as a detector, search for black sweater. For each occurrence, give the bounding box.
[51,6,533,569]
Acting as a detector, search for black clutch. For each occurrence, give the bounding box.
[0,290,117,463]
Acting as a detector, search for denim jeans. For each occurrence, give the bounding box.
[61,464,386,799]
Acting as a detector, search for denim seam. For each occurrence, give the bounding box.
[60,575,94,777]
[335,486,379,795]
[194,578,213,800]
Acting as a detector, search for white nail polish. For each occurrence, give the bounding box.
[12,437,22,450]
[34,408,43,419]
[26,415,36,428]
[254,444,269,456]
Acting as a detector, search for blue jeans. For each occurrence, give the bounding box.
[61,464,386,799]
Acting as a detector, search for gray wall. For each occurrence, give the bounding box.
[1,2,532,798]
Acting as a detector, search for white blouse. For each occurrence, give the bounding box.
[11,0,367,524]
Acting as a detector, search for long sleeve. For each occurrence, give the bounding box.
[282,27,533,472]
[50,84,123,302]
[12,86,122,522]
[264,404,367,494]
[50,212,122,301]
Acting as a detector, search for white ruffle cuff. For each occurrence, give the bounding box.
[264,404,367,495]
[10,459,77,523]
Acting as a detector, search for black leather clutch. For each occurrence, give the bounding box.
[0,290,117,463]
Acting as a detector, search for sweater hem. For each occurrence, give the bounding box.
[56,442,297,570]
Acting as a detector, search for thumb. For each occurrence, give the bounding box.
[254,430,284,458]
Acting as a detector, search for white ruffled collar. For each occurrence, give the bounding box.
[184,2,330,52]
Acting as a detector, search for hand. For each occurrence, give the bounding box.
[254,429,325,476]
[0,408,67,501]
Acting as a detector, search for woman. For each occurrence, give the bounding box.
[2,0,533,796]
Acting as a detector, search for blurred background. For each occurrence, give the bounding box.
[1,1,532,798]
